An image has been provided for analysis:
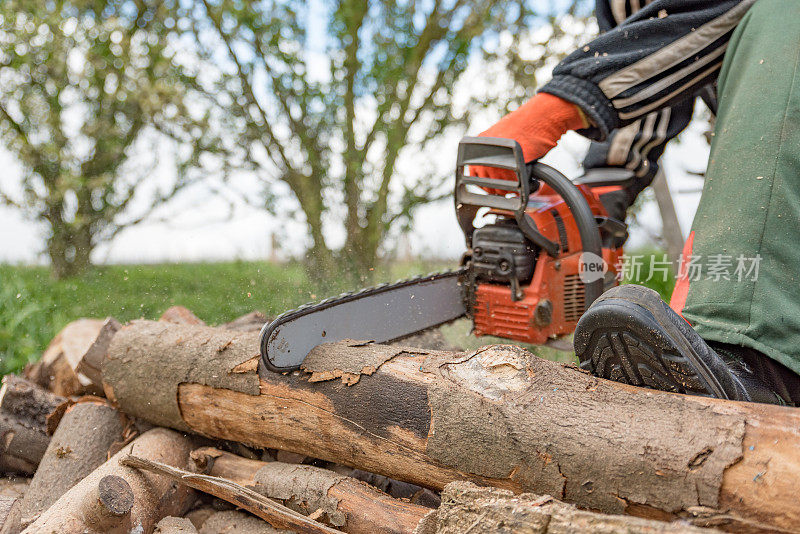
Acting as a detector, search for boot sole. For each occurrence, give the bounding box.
[574,285,728,398]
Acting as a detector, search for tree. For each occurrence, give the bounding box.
[0,0,214,278]
[190,0,587,284]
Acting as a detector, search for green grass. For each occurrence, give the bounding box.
[0,261,315,374]
[0,250,674,375]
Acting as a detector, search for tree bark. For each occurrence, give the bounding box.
[21,428,196,534]
[191,447,430,534]
[47,226,94,280]
[2,400,129,533]
[0,375,65,475]
[102,322,800,533]
[421,481,718,534]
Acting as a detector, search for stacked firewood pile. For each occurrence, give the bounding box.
[1,305,799,533]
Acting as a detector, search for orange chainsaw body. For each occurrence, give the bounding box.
[470,183,623,345]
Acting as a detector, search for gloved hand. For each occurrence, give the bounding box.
[471,93,589,191]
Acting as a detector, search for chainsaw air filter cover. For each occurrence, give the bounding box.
[471,222,536,284]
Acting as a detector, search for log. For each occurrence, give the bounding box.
[420,481,718,533]
[191,447,430,534]
[120,454,340,534]
[154,516,199,533]
[25,317,120,395]
[198,510,287,534]
[21,428,196,534]
[0,375,65,475]
[2,399,129,533]
[102,322,800,533]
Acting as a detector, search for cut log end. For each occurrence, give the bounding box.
[97,475,134,517]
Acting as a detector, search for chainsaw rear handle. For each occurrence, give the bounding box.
[455,136,604,309]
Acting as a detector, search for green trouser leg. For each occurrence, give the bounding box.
[680,0,800,376]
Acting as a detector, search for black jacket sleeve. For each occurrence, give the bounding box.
[541,0,756,140]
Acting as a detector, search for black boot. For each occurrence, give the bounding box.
[574,284,793,405]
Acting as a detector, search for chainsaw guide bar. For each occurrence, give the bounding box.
[259,268,470,374]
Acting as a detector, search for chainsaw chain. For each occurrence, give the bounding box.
[269,267,471,329]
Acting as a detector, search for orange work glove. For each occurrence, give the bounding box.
[471,92,589,192]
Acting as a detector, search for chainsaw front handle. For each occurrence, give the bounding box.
[454,136,604,310]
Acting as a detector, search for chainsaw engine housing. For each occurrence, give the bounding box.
[469,186,622,345]
[455,137,625,346]
[471,222,535,285]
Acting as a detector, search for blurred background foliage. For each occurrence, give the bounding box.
[0,0,220,279]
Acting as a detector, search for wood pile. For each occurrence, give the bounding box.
[1,305,798,533]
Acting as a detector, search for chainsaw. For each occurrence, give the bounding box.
[260,136,631,373]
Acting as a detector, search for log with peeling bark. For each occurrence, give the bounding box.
[191,447,430,534]
[21,428,196,534]
[25,317,120,395]
[102,321,800,533]
[0,375,65,475]
[418,481,719,534]
[2,399,130,533]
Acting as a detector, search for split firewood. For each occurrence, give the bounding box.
[220,311,267,332]
[154,516,199,533]
[120,454,340,534]
[2,399,130,533]
[21,428,195,534]
[25,317,120,396]
[418,481,719,534]
[191,447,430,534]
[102,321,800,533]
[198,510,288,534]
[160,306,206,326]
[0,375,65,475]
